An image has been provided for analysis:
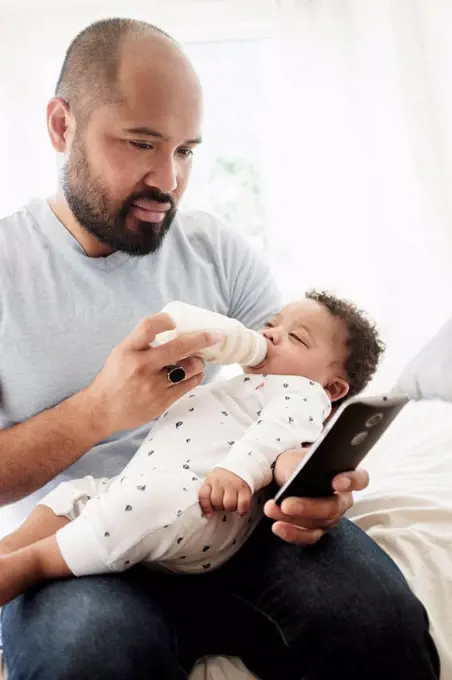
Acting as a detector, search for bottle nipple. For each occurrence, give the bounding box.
[241,332,268,367]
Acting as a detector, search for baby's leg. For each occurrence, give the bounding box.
[0,534,71,606]
[0,475,113,556]
[39,474,116,520]
[0,506,69,555]
[0,469,252,604]
[0,476,117,605]
[0,469,195,606]
[0,471,183,605]
[51,469,207,576]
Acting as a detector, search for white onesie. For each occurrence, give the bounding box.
[41,374,330,576]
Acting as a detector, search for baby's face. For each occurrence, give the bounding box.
[246,299,350,402]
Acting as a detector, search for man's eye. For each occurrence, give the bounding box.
[128,141,154,151]
[177,147,194,158]
[264,322,274,328]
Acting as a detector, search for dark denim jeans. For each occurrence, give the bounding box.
[2,518,440,680]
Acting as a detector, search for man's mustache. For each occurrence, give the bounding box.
[127,189,175,211]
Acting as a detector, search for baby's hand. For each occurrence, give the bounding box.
[199,468,252,519]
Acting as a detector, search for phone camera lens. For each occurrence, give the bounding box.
[365,413,384,428]
[351,431,368,446]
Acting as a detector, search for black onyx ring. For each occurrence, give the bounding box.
[167,364,186,385]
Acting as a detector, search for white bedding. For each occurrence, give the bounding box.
[1,401,451,680]
[189,400,452,680]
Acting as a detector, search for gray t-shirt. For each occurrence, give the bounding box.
[0,199,281,533]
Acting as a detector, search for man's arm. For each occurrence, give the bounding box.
[0,315,215,506]
[0,390,107,506]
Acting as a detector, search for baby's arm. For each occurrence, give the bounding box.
[199,377,329,517]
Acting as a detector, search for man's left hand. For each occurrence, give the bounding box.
[264,449,369,545]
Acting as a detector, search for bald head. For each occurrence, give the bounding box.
[50,18,203,258]
[55,18,194,123]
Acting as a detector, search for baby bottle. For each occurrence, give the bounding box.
[154,301,268,367]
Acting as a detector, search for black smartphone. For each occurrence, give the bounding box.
[274,393,409,503]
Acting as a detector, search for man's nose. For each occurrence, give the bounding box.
[143,154,177,194]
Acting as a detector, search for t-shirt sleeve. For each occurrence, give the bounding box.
[0,401,8,429]
[215,377,331,493]
[225,229,282,331]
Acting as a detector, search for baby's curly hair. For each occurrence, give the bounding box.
[305,289,385,402]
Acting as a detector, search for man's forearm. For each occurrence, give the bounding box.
[0,389,108,506]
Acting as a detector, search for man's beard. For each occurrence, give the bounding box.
[61,137,177,256]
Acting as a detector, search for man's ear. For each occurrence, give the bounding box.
[47,97,73,153]
[327,377,349,403]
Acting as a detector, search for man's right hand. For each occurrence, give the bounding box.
[84,313,219,436]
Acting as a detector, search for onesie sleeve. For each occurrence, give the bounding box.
[214,377,331,493]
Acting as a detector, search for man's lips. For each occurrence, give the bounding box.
[130,201,172,223]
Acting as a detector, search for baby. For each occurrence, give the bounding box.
[0,290,384,603]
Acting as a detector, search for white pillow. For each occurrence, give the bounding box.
[395,317,452,401]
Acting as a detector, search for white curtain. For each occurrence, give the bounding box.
[265,0,452,387]
[1,0,451,388]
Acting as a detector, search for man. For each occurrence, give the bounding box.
[0,18,439,680]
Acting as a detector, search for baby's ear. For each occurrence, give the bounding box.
[327,378,349,402]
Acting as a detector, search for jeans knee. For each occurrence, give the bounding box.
[310,581,439,678]
[365,583,439,670]
[353,577,429,642]
[307,568,429,643]
[6,612,183,680]
[2,575,186,680]
[43,617,181,680]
